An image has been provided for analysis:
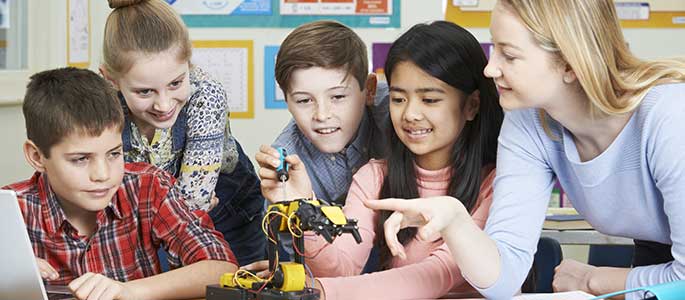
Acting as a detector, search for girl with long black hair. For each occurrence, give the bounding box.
[258,21,503,299]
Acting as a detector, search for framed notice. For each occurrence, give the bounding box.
[191,40,255,119]
[170,0,400,28]
[67,0,90,68]
[445,0,685,28]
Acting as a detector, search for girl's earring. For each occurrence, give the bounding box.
[562,66,577,84]
[563,74,573,84]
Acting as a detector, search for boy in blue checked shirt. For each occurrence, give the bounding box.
[247,21,388,273]
[256,20,389,206]
[2,67,237,300]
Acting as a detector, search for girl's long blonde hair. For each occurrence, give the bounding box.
[503,0,685,131]
[103,0,192,79]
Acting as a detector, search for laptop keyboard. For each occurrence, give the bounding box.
[47,292,75,300]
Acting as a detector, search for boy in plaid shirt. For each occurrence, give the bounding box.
[3,67,237,300]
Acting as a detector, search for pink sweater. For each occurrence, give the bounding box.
[304,159,495,300]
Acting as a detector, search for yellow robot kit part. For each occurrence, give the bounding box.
[206,198,362,300]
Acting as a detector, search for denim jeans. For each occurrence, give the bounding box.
[210,143,267,266]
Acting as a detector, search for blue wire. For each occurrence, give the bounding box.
[304,263,315,288]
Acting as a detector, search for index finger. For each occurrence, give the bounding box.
[36,258,57,273]
[259,144,280,157]
[364,198,417,213]
[240,260,270,272]
[255,150,280,169]
[36,258,58,280]
[68,272,95,293]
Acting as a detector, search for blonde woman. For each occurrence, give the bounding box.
[367,0,685,298]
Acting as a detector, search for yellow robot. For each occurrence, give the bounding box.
[206,198,362,300]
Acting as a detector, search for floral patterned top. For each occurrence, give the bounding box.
[122,66,239,210]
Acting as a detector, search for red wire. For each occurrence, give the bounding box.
[292,238,330,259]
[247,214,283,294]
[250,210,329,295]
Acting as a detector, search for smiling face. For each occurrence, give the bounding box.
[484,1,567,111]
[286,67,368,153]
[113,47,190,136]
[38,126,125,216]
[389,61,478,170]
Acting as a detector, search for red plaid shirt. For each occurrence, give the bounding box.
[3,162,236,285]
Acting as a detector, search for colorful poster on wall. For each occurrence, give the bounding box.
[445,0,685,28]
[170,0,400,28]
[166,0,271,15]
[264,45,287,109]
[0,0,9,29]
[280,0,391,16]
[191,40,255,119]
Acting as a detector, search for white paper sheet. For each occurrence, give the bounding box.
[191,47,249,113]
[68,0,89,64]
[514,291,594,300]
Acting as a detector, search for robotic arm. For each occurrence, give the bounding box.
[206,148,362,300]
[285,199,363,244]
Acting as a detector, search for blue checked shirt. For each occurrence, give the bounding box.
[273,82,390,205]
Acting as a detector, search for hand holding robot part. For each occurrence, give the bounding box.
[276,147,289,182]
[255,145,313,203]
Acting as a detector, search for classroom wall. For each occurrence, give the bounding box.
[3,1,684,185]
[0,0,447,184]
[0,0,684,263]
[0,0,66,185]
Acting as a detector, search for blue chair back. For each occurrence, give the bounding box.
[588,245,633,267]
[533,237,563,293]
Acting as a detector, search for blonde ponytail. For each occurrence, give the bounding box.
[103,0,191,78]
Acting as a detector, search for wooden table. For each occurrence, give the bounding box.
[540,230,633,245]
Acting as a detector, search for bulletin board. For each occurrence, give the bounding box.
[619,1,685,28]
[191,40,255,119]
[169,0,400,28]
[445,0,685,28]
[67,0,91,68]
[264,45,286,109]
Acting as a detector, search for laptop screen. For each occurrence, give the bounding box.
[0,190,56,300]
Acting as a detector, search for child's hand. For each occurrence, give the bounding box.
[207,194,219,212]
[255,145,313,203]
[364,196,468,259]
[69,273,136,300]
[552,259,596,294]
[240,260,271,278]
[36,257,59,280]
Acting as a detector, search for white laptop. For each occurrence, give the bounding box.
[0,189,74,300]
